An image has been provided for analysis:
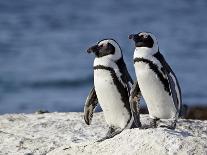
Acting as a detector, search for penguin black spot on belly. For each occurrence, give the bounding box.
[134,58,171,95]
[93,65,132,122]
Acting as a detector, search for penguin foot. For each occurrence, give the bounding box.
[160,121,176,130]
[159,125,176,130]
[141,118,159,129]
[97,127,122,142]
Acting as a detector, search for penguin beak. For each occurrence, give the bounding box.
[87,45,99,54]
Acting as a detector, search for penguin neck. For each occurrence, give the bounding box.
[134,47,158,60]
[94,56,118,69]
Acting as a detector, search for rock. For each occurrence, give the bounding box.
[35,110,50,114]
[0,112,206,155]
[185,106,207,120]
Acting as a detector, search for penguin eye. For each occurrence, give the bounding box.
[99,44,103,48]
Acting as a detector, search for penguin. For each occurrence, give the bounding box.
[84,39,142,142]
[128,32,182,129]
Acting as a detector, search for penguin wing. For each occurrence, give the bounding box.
[116,58,133,93]
[129,81,142,127]
[154,52,182,112]
[84,87,98,125]
[166,72,179,109]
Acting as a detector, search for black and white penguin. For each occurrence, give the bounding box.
[84,39,141,141]
[129,32,182,129]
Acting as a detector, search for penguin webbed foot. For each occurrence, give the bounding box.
[160,120,177,130]
[147,118,177,130]
[137,118,159,129]
[97,127,122,142]
[141,118,160,129]
[159,125,176,130]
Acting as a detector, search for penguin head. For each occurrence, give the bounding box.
[129,32,158,54]
[87,39,122,61]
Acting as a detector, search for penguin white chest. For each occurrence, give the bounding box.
[134,62,176,119]
[94,69,130,129]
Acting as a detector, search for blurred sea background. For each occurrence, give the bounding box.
[0,0,207,114]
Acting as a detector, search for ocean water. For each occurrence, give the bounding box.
[0,0,207,114]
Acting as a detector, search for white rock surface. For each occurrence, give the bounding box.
[0,112,206,155]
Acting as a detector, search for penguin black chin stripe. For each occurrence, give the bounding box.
[133,57,171,95]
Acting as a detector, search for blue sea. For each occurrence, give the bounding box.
[0,0,207,114]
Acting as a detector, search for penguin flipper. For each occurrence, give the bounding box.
[129,81,142,127]
[167,73,179,110]
[162,67,180,116]
[84,87,98,125]
[154,52,182,115]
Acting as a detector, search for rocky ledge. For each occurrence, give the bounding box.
[0,112,206,155]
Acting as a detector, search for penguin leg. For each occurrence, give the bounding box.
[97,126,123,142]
